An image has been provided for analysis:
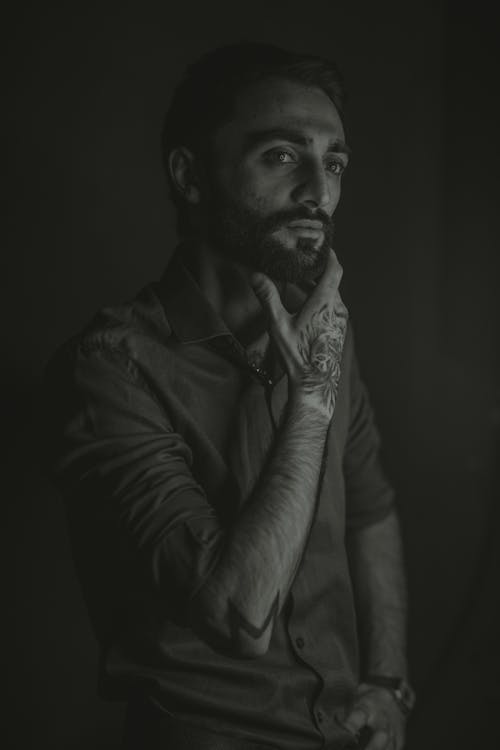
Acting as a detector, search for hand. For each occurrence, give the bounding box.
[250,249,348,419]
[341,683,407,750]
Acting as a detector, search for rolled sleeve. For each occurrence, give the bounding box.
[343,349,395,531]
[46,342,224,605]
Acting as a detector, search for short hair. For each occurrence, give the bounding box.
[162,42,347,235]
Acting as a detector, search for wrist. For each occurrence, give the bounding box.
[365,650,408,680]
[364,674,416,716]
[288,386,334,423]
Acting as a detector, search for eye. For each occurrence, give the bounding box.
[262,148,297,165]
[325,158,346,176]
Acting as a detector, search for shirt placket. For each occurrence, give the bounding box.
[207,334,332,743]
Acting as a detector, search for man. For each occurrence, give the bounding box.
[46,43,414,750]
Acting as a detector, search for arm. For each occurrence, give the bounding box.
[342,511,410,750]
[49,250,348,658]
[192,249,348,656]
[337,345,410,749]
[192,394,329,656]
[346,509,408,677]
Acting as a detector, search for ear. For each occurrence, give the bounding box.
[168,147,201,205]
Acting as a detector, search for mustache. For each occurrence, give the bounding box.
[258,207,333,233]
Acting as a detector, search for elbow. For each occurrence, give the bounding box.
[189,595,272,660]
[231,632,271,659]
[213,627,272,660]
[197,612,272,660]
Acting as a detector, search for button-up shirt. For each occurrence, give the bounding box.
[46,248,395,749]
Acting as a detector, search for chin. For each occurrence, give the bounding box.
[261,240,329,285]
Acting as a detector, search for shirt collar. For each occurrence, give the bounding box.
[155,246,232,345]
[155,244,303,388]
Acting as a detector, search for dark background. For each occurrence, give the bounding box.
[5,1,499,748]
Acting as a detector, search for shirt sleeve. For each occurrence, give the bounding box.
[343,343,395,531]
[45,341,225,611]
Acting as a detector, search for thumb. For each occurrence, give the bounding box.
[250,272,284,325]
[341,705,370,736]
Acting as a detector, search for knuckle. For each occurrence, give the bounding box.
[329,261,342,283]
[251,274,275,304]
[326,251,342,276]
[258,286,275,304]
[337,300,348,318]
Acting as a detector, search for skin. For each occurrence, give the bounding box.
[169,76,348,338]
[169,77,408,750]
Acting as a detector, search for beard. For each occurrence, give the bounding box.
[201,185,335,285]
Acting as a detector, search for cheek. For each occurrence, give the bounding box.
[218,162,288,216]
[240,175,291,215]
[232,182,275,216]
[332,179,342,205]
[249,192,274,214]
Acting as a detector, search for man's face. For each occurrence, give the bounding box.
[200,77,349,284]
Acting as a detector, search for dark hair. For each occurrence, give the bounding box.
[162,42,347,235]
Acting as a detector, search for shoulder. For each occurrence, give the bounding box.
[46,283,173,381]
[64,284,171,355]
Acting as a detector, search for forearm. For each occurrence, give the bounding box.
[192,393,330,656]
[190,251,346,655]
[347,509,408,676]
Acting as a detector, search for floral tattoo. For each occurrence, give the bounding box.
[297,303,347,412]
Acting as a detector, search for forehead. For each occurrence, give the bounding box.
[213,76,345,150]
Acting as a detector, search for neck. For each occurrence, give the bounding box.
[183,240,271,347]
[181,239,308,368]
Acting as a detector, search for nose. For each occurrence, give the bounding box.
[291,159,338,212]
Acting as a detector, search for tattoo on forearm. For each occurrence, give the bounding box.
[297,304,347,412]
[227,591,280,642]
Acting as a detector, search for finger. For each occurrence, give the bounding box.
[312,248,343,296]
[333,293,348,320]
[300,249,343,319]
[394,726,405,750]
[365,729,391,750]
[342,706,370,735]
[250,272,287,326]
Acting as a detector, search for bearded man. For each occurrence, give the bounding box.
[46,43,415,750]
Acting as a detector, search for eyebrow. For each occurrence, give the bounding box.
[241,127,352,157]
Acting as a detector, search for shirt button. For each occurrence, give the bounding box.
[295,636,305,650]
[316,709,324,723]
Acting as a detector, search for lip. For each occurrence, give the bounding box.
[288,220,324,230]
